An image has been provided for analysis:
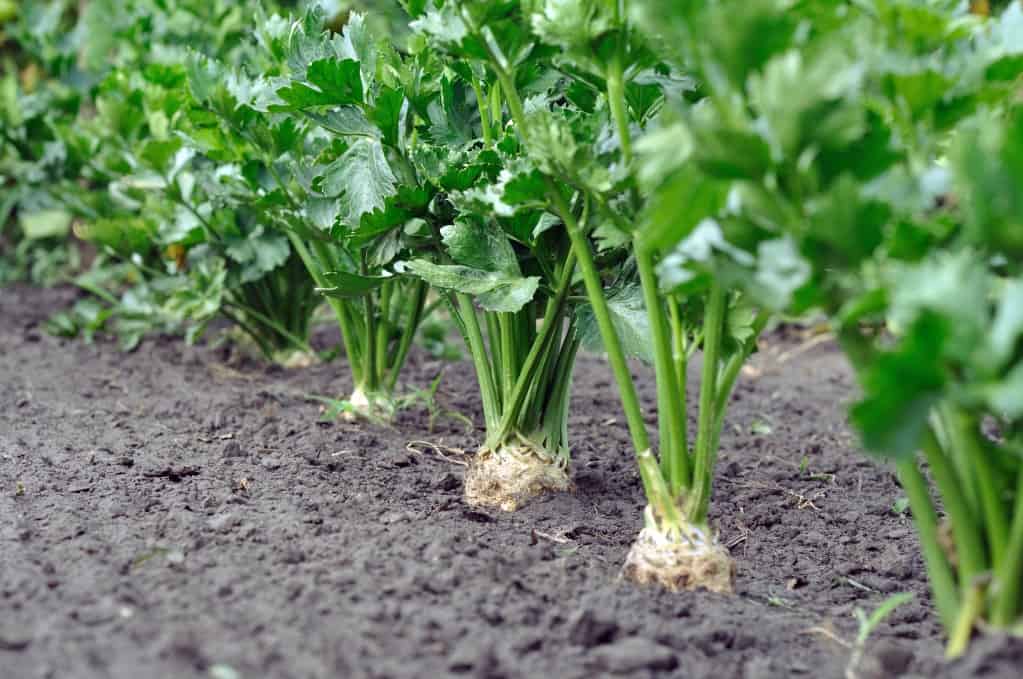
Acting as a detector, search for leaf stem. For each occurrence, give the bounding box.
[361,252,378,392]
[547,179,680,528]
[991,470,1023,626]
[376,280,393,381]
[290,234,363,385]
[945,407,1008,568]
[946,579,986,658]
[688,283,726,524]
[499,312,517,406]
[456,293,500,430]
[220,307,275,359]
[493,67,529,137]
[385,280,428,392]
[538,324,581,460]
[897,455,960,631]
[921,425,986,588]
[471,77,493,146]
[606,53,633,167]
[492,249,578,445]
[711,310,770,440]
[636,246,688,493]
[223,299,314,356]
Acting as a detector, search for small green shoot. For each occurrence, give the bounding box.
[307,394,388,426]
[846,593,915,679]
[394,372,474,434]
[854,593,914,648]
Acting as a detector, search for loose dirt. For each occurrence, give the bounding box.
[2,284,1019,679]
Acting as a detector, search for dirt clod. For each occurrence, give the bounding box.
[567,608,619,647]
[590,636,678,673]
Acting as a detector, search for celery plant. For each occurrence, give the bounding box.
[186,11,434,419]
[642,0,1023,651]
[399,19,587,508]
[404,222,581,510]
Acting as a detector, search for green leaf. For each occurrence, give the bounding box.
[529,0,618,76]
[988,280,1023,370]
[805,175,888,266]
[441,220,521,275]
[187,53,222,104]
[748,237,811,311]
[976,3,1023,82]
[657,219,754,294]
[337,13,377,87]
[888,250,989,360]
[316,270,392,299]
[577,283,653,363]
[725,295,759,349]
[426,77,477,147]
[851,313,948,458]
[640,165,729,252]
[985,362,1023,419]
[74,217,155,256]
[409,4,471,51]
[277,59,363,108]
[748,47,864,162]
[302,107,380,138]
[687,103,773,180]
[953,109,1023,257]
[138,138,183,172]
[371,86,407,147]
[353,185,433,247]
[224,230,290,284]
[634,0,797,87]
[401,259,540,312]
[309,58,364,105]
[19,209,72,240]
[320,138,398,226]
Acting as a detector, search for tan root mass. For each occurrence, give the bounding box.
[278,350,317,369]
[621,523,735,594]
[464,443,572,511]
[224,328,317,368]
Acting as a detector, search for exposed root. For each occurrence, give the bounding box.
[341,387,395,423]
[223,327,316,368]
[276,349,318,369]
[621,506,735,593]
[464,440,572,511]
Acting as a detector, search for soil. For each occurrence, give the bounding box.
[2,283,1021,679]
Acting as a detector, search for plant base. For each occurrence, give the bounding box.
[464,441,572,511]
[620,509,735,593]
[341,386,395,423]
[276,349,318,369]
[222,327,316,368]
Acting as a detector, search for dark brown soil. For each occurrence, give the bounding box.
[1,283,1019,679]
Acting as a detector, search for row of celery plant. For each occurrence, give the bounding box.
[633,0,1023,653]
[2,1,433,403]
[1,0,326,357]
